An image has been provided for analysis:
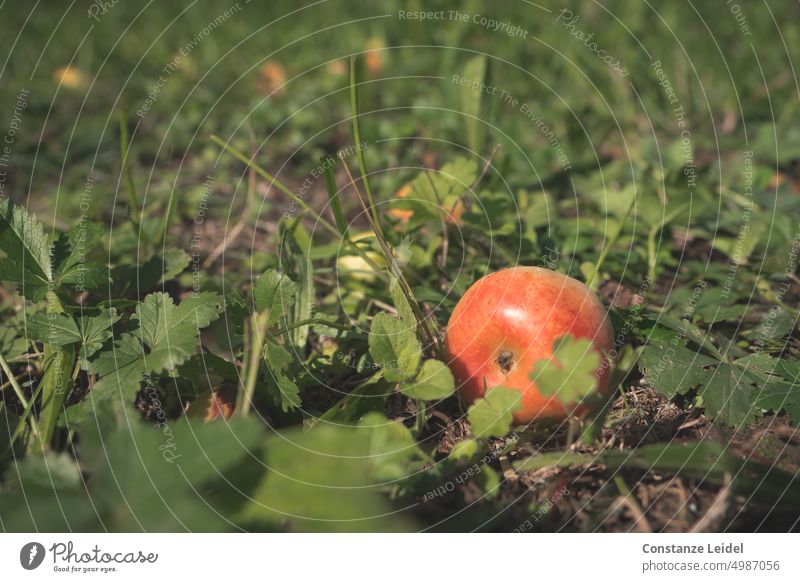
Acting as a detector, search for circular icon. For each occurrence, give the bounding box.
[19,542,46,570]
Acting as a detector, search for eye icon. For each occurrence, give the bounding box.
[20,542,46,570]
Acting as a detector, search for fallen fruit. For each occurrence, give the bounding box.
[53,66,89,90]
[364,37,385,74]
[335,231,386,283]
[388,182,465,225]
[445,266,614,424]
[256,61,286,95]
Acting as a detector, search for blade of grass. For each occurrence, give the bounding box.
[119,110,140,228]
[157,181,177,249]
[349,56,384,239]
[322,158,347,236]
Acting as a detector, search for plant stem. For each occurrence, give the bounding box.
[239,310,269,417]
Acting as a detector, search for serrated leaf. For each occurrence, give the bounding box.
[531,336,601,406]
[273,374,301,412]
[90,293,223,399]
[89,333,147,398]
[639,338,717,398]
[399,359,454,401]
[253,269,297,326]
[239,420,416,531]
[467,386,522,438]
[263,339,294,372]
[368,312,421,382]
[26,308,120,364]
[60,263,108,291]
[0,197,53,296]
[53,221,103,269]
[755,381,800,424]
[263,338,301,412]
[389,274,415,323]
[111,248,190,296]
[26,313,81,345]
[698,364,757,428]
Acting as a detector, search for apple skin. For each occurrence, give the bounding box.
[445,267,614,425]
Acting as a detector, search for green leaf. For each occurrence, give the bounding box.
[0,197,53,296]
[279,221,314,350]
[389,274,415,324]
[531,336,601,406]
[755,381,800,424]
[638,337,717,398]
[467,386,522,438]
[52,221,107,290]
[263,338,301,412]
[368,312,422,382]
[27,308,120,364]
[359,412,418,481]
[111,248,190,296]
[253,269,297,326]
[90,293,223,400]
[399,359,454,401]
[14,451,83,490]
[26,313,81,345]
[88,333,147,399]
[0,318,28,360]
[133,292,223,373]
[448,438,479,461]
[238,419,416,532]
[76,308,121,362]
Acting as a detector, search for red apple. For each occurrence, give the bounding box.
[445,267,614,424]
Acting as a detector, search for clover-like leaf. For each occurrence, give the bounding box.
[467,386,522,438]
[399,359,454,401]
[531,336,601,407]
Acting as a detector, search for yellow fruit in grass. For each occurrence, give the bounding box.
[336,231,386,283]
[256,61,286,95]
[53,66,89,90]
[388,182,466,225]
[327,58,347,77]
[364,37,385,74]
